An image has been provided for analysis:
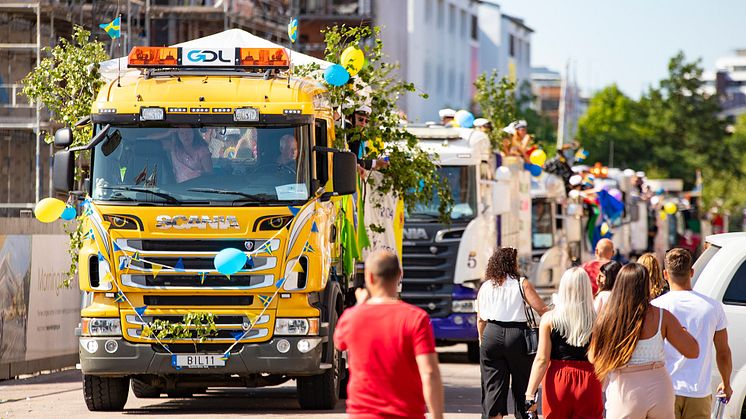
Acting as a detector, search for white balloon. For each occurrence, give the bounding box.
[495,166,512,181]
[569,190,581,199]
[569,175,583,186]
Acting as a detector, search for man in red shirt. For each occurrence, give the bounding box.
[335,250,444,419]
[582,238,614,294]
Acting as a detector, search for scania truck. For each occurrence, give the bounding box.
[51,45,358,411]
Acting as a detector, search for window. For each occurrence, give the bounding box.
[449,5,456,34]
[437,0,444,27]
[461,11,467,39]
[723,257,746,305]
[509,34,516,57]
[532,199,554,250]
[471,15,478,40]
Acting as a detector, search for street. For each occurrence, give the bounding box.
[0,345,515,419]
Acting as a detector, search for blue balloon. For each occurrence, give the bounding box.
[60,206,77,220]
[214,248,248,276]
[524,163,542,177]
[324,64,350,87]
[454,110,475,128]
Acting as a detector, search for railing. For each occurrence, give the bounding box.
[0,84,33,109]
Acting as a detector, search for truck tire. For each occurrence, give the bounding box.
[131,379,162,398]
[83,374,129,411]
[297,306,340,410]
[467,342,480,363]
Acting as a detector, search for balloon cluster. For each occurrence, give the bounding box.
[35,197,76,223]
[324,46,365,87]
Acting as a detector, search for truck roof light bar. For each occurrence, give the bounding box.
[127,46,290,70]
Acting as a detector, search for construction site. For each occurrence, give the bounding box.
[0,0,303,215]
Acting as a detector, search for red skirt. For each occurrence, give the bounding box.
[542,359,603,419]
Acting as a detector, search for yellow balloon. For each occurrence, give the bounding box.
[34,197,66,223]
[341,46,365,76]
[664,202,678,215]
[529,149,547,167]
[600,222,610,236]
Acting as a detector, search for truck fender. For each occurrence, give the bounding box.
[319,279,343,364]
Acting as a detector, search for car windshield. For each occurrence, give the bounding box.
[407,166,477,221]
[91,125,310,204]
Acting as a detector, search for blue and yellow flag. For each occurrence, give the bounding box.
[99,16,121,39]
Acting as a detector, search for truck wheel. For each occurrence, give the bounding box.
[131,379,162,398]
[467,342,480,363]
[297,307,341,410]
[83,374,129,411]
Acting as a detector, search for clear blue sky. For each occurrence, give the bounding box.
[499,0,746,98]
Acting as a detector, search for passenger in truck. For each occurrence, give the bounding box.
[164,128,213,183]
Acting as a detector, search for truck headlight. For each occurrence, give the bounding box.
[81,318,121,336]
[234,107,259,122]
[452,300,476,313]
[139,107,165,121]
[274,318,319,336]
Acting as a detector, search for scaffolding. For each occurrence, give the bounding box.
[0,0,290,215]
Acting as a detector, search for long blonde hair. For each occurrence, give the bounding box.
[638,253,665,298]
[551,267,596,347]
[589,263,650,381]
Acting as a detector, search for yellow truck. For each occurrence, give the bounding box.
[51,45,358,411]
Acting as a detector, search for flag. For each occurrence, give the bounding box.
[134,306,147,316]
[292,263,305,273]
[276,277,286,289]
[97,251,105,262]
[258,295,272,307]
[101,272,114,283]
[230,331,244,341]
[132,251,140,261]
[141,325,152,338]
[99,16,121,39]
[597,189,624,221]
[220,352,230,361]
[303,242,314,254]
[199,272,207,285]
[260,242,273,255]
[151,264,162,278]
[113,242,121,252]
[174,258,185,272]
[288,206,300,216]
[575,148,589,162]
[119,258,129,270]
[246,256,254,269]
[114,291,126,303]
[311,221,319,233]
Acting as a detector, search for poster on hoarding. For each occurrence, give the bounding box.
[25,235,79,361]
[0,235,32,364]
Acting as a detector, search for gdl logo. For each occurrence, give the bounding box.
[186,49,232,63]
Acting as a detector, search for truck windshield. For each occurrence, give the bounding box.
[532,199,554,249]
[408,166,476,221]
[91,125,311,204]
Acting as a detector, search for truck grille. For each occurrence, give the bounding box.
[143,295,253,306]
[401,233,459,318]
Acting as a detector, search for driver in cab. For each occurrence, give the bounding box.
[277,134,298,173]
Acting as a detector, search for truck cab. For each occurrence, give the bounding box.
[399,126,494,361]
[52,46,357,411]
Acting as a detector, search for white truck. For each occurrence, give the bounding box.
[691,232,746,418]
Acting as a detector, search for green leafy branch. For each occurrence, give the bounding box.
[142,312,219,352]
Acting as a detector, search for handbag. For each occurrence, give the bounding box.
[518,277,540,355]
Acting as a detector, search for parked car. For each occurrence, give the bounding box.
[691,232,746,418]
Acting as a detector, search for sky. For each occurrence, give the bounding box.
[499,0,746,98]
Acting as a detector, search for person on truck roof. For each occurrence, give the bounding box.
[346,105,389,174]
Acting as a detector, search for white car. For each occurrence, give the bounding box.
[691,232,746,418]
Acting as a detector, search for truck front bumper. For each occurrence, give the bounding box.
[79,337,324,376]
[432,313,478,342]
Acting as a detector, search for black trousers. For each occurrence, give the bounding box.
[480,321,534,419]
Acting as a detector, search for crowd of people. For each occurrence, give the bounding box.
[337,244,732,419]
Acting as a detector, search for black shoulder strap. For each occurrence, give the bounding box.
[518,277,538,328]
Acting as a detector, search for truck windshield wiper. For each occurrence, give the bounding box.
[102,186,181,204]
[408,212,441,221]
[187,188,273,203]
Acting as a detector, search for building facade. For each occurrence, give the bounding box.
[703,49,746,120]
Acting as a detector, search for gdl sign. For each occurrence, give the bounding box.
[182,48,236,66]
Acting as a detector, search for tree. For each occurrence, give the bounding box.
[576,84,644,168]
[473,70,516,149]
[296,25,452,218]
[22,26,109,286]
[22,26,108,146]
[702,114,746,213]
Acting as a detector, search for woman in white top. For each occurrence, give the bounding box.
[476,247,549,419]
[589,263,698,419]
[593,260,621,313]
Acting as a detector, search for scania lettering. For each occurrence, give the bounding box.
[52,41,358,411]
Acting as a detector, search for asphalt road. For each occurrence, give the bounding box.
[0,345,526,418]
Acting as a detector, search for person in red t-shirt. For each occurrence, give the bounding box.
[581,238,614,295]
[335,250,444,419]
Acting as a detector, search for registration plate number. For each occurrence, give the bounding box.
[172,354,225,369]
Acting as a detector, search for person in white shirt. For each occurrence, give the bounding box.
[652,248,733,419]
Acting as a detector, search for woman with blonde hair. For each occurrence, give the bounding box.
[524,267,603,418]
[589,263,699,418]
[638,253,666,298]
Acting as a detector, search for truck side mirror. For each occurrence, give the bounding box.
[52,150,75,193]
[332,151,357,196]
[54,127,73,148]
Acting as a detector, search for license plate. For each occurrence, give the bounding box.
[172,354,225,369]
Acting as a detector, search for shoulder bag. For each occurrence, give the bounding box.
[518,277,539,355]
